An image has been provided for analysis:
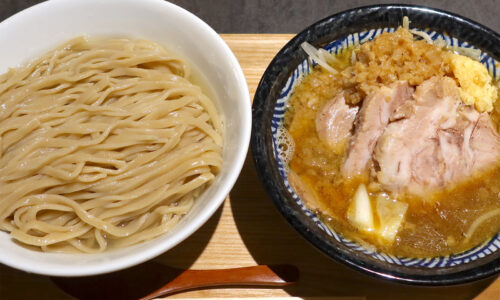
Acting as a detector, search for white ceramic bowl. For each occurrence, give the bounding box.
[0,0,250,276]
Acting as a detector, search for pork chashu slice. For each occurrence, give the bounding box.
[342,81,414,178]
[316,93,359,154]
[374,76,500,195]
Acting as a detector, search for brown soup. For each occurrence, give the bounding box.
[285,27,500,257]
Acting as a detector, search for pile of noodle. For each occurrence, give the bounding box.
[0,37,223,253]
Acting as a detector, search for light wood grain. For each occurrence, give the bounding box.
[0,34,499,300]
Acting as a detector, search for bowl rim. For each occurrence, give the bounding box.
[251,3,500,286]
[0,0,251,277]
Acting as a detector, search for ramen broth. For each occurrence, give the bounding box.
[285,28,500,257]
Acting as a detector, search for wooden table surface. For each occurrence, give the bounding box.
[1,34,500,300]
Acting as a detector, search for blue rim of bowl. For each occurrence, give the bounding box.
[251,4,500,286]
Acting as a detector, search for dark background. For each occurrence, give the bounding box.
[1,0,499,33]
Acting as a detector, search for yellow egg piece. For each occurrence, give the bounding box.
[448,53,497,112]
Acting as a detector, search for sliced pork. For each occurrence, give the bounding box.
[342,81,414,178]
[470,113,500,170]
[374,77,459,192]
[373,77,500,195]
[316,94,358,154]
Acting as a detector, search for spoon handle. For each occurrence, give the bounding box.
[139,264,299,300]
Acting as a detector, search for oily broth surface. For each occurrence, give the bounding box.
[285,31,500,258]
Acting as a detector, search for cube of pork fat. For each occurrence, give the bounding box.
[374,76,500,195]
[341,81,414,178]
[315,93,359,154]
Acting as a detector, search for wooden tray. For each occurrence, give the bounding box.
[1,34,499,300]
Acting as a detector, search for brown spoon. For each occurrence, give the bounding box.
[52,262,299,300]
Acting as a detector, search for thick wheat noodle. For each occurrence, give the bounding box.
[464,208,500,243]
[0,36,223,253]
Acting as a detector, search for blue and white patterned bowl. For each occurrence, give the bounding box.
[252,5,500,285]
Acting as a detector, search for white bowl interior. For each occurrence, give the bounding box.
[0,0,250,276]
